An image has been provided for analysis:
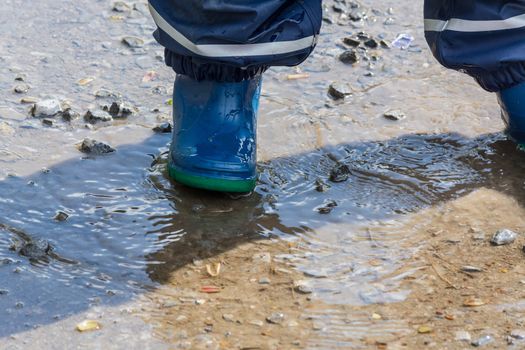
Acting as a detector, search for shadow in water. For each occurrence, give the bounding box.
[0,130,524,338]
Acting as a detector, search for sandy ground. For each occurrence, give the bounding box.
[134,189,525,349]
[1,0,525,349]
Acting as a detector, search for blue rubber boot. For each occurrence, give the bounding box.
[168,75,262,192]
[498,81,525,146]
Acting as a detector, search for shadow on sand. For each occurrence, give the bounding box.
[0,130,524,337]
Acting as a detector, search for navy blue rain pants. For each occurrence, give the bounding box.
[149,0,525,91]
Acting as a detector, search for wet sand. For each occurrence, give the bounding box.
[1,0,524,349]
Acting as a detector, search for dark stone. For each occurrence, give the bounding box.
[357,32,371,40]
[315,179,330,192]
[108,102,133,118]
[329,164,351,182]
[383,110,407,121]
[84,110,113,124]
[152,122,172,133]
[19,239,51,259]
[339,50,359,65]
[317,200,338,214]
[364,39,379,49]
[328,82,352,100]
[42,119,54,127]
[79,138,116,155]
[348,10,363,21]
[343,37,360,47]
[62,109,80,122]
[54,211,69,222]
[332,3,346,13]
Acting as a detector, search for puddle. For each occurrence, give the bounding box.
[0,0,523,349]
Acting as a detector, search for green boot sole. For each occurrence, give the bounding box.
[168,164,256,193]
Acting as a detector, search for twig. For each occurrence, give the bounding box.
[431,263,458,289]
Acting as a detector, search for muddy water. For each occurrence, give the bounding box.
[0,0,522,349]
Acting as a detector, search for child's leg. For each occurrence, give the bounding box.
[424,0,525,143]
[148,0,322,82]
[148,0,322,192]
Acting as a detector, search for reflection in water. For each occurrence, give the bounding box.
[0,131,525,341]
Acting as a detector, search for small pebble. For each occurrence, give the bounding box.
[317,200,338,214]
[62,109,80,122]
[328,82,352,99]
[94,89,118,98]
[14,84,30,94]
[54,211,69,222]
[31,99,62,118]
[455,330,471,342]
[364,38,379,49]
[491,229,518,246]
[175,315,188,322]
[107,102,133,118]
[266,312,285,325]
[153,122,172,133]
[343,37,360,47]
[122,36,145,48]
[339,50,359,65]
[461,266,484,273]
[510,329,525,340]
[258,277,271,285]
[42,118,54,127]
[112,1,130,12]
[249,320,264,327]
[79,138,116,155]
[471,335,494,347]
[329,164,351,182]
[222,314,234,323]
[315,179,330,192]
[383,110,406,121]
[84,110,113,124]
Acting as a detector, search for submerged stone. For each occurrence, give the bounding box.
[315,179,330,192]
[317,200,338,214]
[329,164,351,182]
[54,211,69,222]
[19,239,51,259]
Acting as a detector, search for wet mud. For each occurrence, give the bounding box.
[0,0,523,349]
